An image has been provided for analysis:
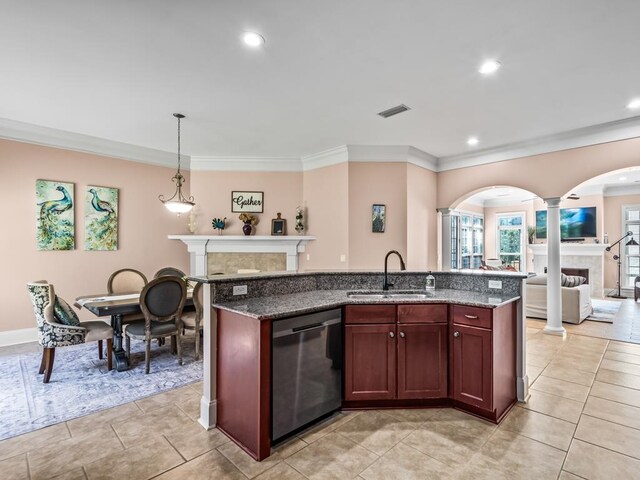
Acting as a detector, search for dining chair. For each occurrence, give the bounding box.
[27,280,113,383]
[181,282,203,360]
[153,267,186,279]
[125,276,187,374]
[107,268,148,294]
[107,268,148,326]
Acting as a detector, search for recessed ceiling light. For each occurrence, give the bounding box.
[479,60,501,75]
[467,137,479,146]
[620,176,628,181]
[242,32,265,47]
[627,98,640,110]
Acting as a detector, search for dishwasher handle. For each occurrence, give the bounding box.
[273,317,341,338]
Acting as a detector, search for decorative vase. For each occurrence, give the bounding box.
[242,223,253,236]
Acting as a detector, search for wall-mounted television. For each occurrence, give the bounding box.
[535,207,597,240]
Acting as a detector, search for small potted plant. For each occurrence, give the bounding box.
[527,226,536,244]
[239,213,258,235]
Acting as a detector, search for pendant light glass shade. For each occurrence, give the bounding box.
[159,113,195,215]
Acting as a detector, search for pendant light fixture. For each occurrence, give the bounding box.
[159,113,195,215]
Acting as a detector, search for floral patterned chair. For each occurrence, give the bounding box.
[27,280,114,383]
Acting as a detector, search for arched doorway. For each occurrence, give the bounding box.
[562,166,640,298]
[440,185,541,272]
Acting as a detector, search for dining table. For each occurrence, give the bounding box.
[75,291,194,372]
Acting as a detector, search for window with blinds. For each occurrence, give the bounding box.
[623,205,640,288]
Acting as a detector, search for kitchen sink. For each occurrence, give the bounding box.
[347,292,432,299]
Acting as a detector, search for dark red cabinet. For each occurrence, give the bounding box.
[345,304,448,402]
[397,323,448,399]
[450,323,492,410]
[450,303,516,421]
[344,324,396,401]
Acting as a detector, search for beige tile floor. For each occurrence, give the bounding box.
[3,305,640,479]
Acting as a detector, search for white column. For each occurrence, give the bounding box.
[438,208,453,270]
[543,197,566,336]
[199,284,217,429]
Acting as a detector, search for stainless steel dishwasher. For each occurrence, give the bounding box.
[271,308,343,443]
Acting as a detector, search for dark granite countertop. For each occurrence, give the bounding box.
[213,288,520,321]
[190,269,530,284]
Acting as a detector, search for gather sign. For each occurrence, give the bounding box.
[231,191,264,213]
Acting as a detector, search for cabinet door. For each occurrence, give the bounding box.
[345,324,396,401]
[451,324,492,411]
[397,323,448,399]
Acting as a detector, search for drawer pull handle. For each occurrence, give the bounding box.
[464,314,479,319]
[399,331,405,338]
[389,331,395,338]
[453,331,460,337]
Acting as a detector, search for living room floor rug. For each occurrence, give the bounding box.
[585,299,622,324]
[0,336,202,441]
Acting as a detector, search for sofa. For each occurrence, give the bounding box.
[526,274,593,324]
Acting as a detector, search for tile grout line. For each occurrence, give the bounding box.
[558,338,609,475]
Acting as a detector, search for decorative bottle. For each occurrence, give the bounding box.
[425,272,436,290]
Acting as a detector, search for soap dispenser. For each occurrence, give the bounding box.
[425,272,436,290]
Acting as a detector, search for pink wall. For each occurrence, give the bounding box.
[348,163,408,269]
[0,139,190,335]
[407,163,438,270]
[439,137,640,209]
[190,170,303,235]
[301,163,350,270]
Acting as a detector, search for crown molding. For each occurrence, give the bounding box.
[437,115,640,172]
[345,145,437,171]
[407,146,438,171]
[301,145,349,171]
[0,117,185,169]
[191,156,301,172]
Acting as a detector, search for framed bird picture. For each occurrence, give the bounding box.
[85,185,118,251]
[36,179,75,250]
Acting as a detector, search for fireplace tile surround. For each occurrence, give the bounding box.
[528,243,608,298]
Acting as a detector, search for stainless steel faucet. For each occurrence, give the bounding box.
[383,250,406,290]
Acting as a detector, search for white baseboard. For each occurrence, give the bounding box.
[0,327,38,347]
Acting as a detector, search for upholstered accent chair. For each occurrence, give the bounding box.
[153,267,186,279]
[635,275,640,302]
[27,281,113,383]
[181,282,203,360]
[125,276,187,374]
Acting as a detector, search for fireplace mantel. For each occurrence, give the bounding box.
[528,243,609,298]
[528,243,609,256]
[168,235,315,275]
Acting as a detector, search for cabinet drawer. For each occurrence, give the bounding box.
[452,305,492,329]
[398,304,447,324]
[345,305,396,324]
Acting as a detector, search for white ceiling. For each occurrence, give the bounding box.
[2,1,640,161]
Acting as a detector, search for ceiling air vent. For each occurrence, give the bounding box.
[377,104,410,118]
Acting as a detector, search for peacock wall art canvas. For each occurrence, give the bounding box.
[85,185,118,251]
[36,179,75,250]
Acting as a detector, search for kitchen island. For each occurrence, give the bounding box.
[189,270,530,460]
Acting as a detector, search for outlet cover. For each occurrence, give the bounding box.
[233,285,248,295]
[488,280,502,290]
[340,254,346,262]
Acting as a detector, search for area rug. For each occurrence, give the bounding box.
[0,337,202,441]
[585,299,622,324]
